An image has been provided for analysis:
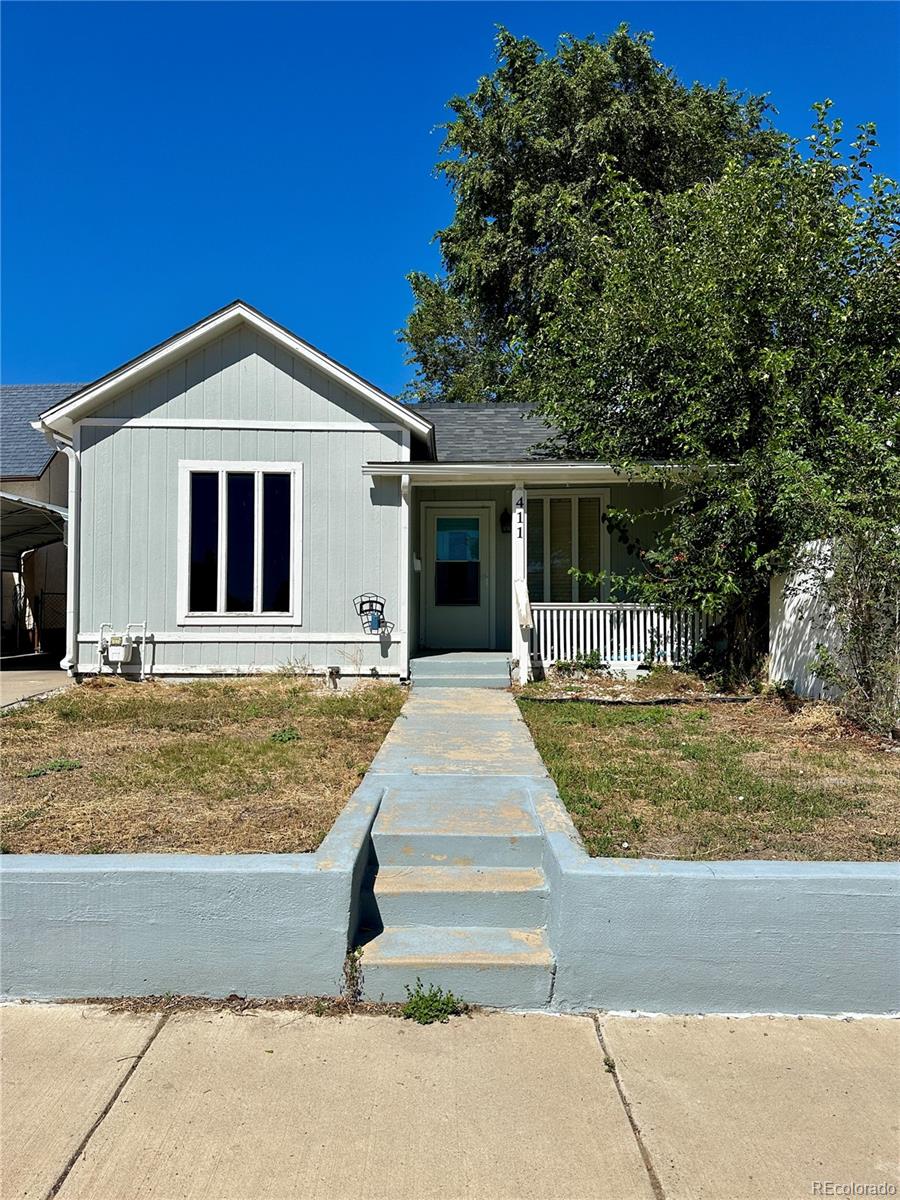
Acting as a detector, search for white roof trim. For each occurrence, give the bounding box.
[37,302,432,440]
[362,462,680,484]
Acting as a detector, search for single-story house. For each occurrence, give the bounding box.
[28,301,749,683]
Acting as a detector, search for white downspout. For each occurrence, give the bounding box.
[42,427,80,676]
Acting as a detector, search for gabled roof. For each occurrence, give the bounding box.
[410,402,555,463]
[36,301,434,442]
[1,384,82,478]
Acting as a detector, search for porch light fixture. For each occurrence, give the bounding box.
[499,508,512,534]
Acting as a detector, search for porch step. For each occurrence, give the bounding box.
[359,925,555,1008]
[372,785,544,868]
[410,654,511,689]
[412,674,510,689]
[361,865,549,928]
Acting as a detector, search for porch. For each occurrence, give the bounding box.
[402,475,709,682]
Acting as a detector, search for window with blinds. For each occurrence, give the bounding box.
[526,493,606,602]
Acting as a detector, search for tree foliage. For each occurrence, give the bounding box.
[402,25,782,403]
[404,26,899,690]
[810,523,900,736]
[529,105,899,680]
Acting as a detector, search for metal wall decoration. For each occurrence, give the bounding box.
[353,593,394,637]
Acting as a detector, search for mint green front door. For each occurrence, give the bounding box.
[422,505,494,649]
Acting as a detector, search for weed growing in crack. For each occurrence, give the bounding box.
[401,979,468,1024]
[342,947,364,1007]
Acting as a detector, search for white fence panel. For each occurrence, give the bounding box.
[530,604,709,670]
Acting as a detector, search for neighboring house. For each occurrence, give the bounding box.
[1,384,80,657]
[32,301,710,682]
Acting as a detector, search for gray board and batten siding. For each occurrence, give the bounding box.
[75,324,407,675]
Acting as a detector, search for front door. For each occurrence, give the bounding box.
[422,505,493,649]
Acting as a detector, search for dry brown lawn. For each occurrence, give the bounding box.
[519,694,899,861]
[1,675,404,854]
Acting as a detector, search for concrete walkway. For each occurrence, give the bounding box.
[357,687,556,1005]
[2,1005,897,1200]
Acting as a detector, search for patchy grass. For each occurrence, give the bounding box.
[520,665,719,702]
[1,676,404,854]
[518,697,899,861]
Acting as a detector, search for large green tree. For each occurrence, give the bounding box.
[527,106,899,682]
[402,25,782,403]
[404,27,899,691]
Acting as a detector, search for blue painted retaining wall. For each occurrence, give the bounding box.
[534,784,900,1015]
[0,775,385,1000]
[3,772,897,1013]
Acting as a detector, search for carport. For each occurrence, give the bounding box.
[1,492,67,572]
[1,493,70,702]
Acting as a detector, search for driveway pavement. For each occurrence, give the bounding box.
[0,653,72,707]
[1,1005,897,1200]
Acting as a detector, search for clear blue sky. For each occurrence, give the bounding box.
[2,1,898,393]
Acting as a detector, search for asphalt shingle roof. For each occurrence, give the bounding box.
[1,384,83,478]
[410,403,556,462]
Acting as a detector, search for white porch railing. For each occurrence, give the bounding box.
[530,603,710,670]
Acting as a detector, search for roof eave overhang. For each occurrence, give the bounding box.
[362,462,683,484]
[37,302,433,442]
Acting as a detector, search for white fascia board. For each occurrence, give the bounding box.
[37,303,432,441]
[361,462,665,484]
[30,419,72,449]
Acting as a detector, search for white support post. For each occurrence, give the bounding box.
[398,473,411,681]
[511,483,531,683]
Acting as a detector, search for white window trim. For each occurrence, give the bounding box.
[528,489,611,603]
[177,459,303,626]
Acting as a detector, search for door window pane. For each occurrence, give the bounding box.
[189,472,218,612]
[435,562,480,606]
[527,498,544,603]
[436,517,479,562]
[435,516,480,605]
[577,497,602,601]
[226,473,255,612]
[262,474,291,612]
[549,498,573,602]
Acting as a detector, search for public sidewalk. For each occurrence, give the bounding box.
[1,1004,896,1200]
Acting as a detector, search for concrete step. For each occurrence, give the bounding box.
[410,656,511,689]
[359,925,555,1008]
[372,785,544,868]
[411,674,510,690]
[411,653,510,673]
[360,866,549,928]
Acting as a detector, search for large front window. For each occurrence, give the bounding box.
[179,461,301,623]
[526,492,608,602]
